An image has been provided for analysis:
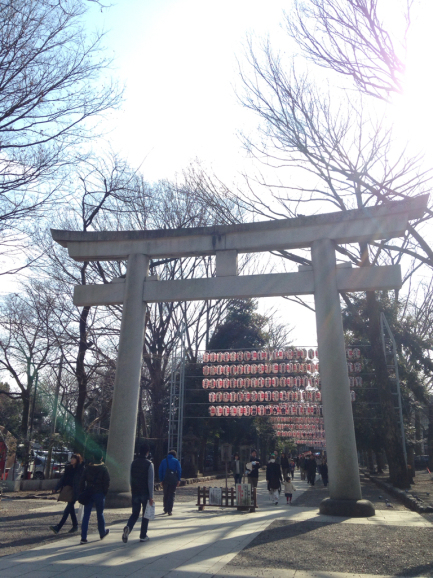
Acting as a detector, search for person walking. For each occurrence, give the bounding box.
[246,449,260,489]
[284,476,296,504]
[321,460,329,487]
[280,452,290,480]
[49,453,84,535]
[231,453,243,485]
[266,453,283,505]
[158,449,181,516]
[122,443,154,543]
[299,454,306,481]
[78,449,110,544]
[306,454,317,486]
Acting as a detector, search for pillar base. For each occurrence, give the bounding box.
[320,498,375,517]
[105,491,132,509]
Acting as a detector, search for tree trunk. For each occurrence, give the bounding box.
[415,409,422,456]
[365,289,410,487]
[428,402,433,471]
[75,305,91,454]
[358,240,410,488]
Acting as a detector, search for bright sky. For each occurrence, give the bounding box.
[5,1,430,346]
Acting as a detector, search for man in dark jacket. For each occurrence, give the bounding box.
[158,450,181,516]
[122,444,154,543]
[79,449,110,544]
[306,455,317,486]
[246,449,260,489]
[266,453,283,504]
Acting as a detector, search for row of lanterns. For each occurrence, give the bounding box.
[350,377,363,387]
[202,362,320,376]
[202,376,321,389]
[208,403,324,417]
[276,433,327,446]
[203,348,319,363]
[274,429,326,438]
[203,361,320,376]
[347,362,363,373]
[208,390,322,403]
[270,417,324,424]
[346,348,361,359]
[275,425,324,431]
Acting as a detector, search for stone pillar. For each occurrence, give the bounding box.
[312,239,374,516]
[106,254,149,499]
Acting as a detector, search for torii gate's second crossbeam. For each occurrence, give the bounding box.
[51,195,428,516]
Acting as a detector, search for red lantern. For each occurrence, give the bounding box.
[258,391,265,402]
[251,405,257,416]
[265,391,272,402]
[237,392,244,402]
[238,378,245,389]
[230,351,236,362]
[229,392,236,402]
[245,378,251,388]
[308,348,314,359]
[203,366,209,376]
[244,364,251,374]
[223,406,230,416]
[353,348,361,359]
[209,392,216,402]
[244,351,251,361]
[209,406,216,417]
[250,364,257,374]
[259,350,268,360]
[244,405,251,416]
[346,348,353,359]
[354,361,362,372]
[272,363,279,374]
[223,392,229,402]
[258,405,265,415]
[202,379,209,389]
[279,377,287,387]
[265,377,272,388]
[251,391,258,402]
[251,350,258,361]
[217,352,223,363]
[237,365,244,375]
[244,391,251,402]
[258,377,265,388]
[230,406,237,416]
[236,351,244,362]
[216,392,223,402]
[217,379,223,389]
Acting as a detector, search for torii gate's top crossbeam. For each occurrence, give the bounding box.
[51,196,428,262]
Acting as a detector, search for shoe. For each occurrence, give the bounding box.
[122,526,130,543]
[68,526,78,534]
[168,512,172,516]
[101,529,110,540]
[49,525,59,535]
[140,536,149,542]
[80,539,88,544]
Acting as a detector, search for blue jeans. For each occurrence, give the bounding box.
[81,492,106,540]
[57,500,77,530]
[127,494,150,539]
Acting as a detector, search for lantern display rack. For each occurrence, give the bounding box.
[208,402,323,417]
[202,348,319,363]
[270,416,324,424]
[208,389,322,404]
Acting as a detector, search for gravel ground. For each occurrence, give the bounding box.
[0,477,230,558]
[227,519,433,576]
[226,476,433,577]
[292,475,408,510]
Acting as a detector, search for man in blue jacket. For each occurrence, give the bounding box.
[158,450,181,516]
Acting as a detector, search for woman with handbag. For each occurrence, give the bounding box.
[49,454,84,534]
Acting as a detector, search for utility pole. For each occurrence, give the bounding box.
[45,355,63,479]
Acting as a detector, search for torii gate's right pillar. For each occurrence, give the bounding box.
[312,239,375,517]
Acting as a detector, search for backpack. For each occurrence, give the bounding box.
[164,457,178,485]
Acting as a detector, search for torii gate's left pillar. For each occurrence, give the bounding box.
[105,254,149,504]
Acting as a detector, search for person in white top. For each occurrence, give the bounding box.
[284,476,296,504]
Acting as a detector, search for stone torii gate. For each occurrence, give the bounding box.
[51,195,428,516]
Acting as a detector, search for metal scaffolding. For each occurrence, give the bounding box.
[380,312,407,466]
[167,327,186,462]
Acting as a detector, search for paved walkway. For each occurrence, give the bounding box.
[1,478,431,578]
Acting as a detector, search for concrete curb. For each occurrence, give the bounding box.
[368,475,433,514]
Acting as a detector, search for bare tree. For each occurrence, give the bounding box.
[285,0,411,102]
[0,0,123,273]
